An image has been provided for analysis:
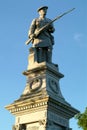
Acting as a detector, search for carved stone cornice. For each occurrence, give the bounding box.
[5,96,49,115]
[5,95,79,119]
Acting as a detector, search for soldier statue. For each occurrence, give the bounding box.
[28,6,55,63]
[26,6,75,64]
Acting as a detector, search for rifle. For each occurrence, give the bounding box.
[25,8,75,45]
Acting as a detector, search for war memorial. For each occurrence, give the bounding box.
[5,6,79,130]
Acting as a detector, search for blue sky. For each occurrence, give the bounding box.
[0,0,87,130]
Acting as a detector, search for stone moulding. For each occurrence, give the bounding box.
[5,95,79,119]
[23,62,64,79]
[5,97,48,115]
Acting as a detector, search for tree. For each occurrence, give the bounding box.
[75,107,87,130]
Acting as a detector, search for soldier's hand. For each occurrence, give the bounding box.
[29,34,36,39]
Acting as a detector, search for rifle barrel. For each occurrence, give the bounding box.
[25,8,75,45]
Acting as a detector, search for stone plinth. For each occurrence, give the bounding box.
[22,62,64,99]
[5,61,79,130]
[5,92,78,130]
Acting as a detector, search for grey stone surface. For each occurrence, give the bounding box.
[28,6,55,63]
[5,59,79,130]
[6,94,78,130]
[5,6,79,130]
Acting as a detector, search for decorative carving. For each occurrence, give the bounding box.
[10,101,47,113]
[29,78,42,92]
[49,78,58,93]
[39,119,46,126]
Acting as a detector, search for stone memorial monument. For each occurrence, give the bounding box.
[5,6,79,130]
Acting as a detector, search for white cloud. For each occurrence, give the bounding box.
[74,33,83,42]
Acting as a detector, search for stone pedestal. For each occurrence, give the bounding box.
[5,47,79,130]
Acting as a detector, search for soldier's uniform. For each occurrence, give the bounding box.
[28,6,55,63]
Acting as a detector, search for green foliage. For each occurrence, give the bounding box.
[75,107,87,130]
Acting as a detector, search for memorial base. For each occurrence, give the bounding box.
[5,62,79,130]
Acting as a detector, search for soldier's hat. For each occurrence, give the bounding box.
[37,6,48,12]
